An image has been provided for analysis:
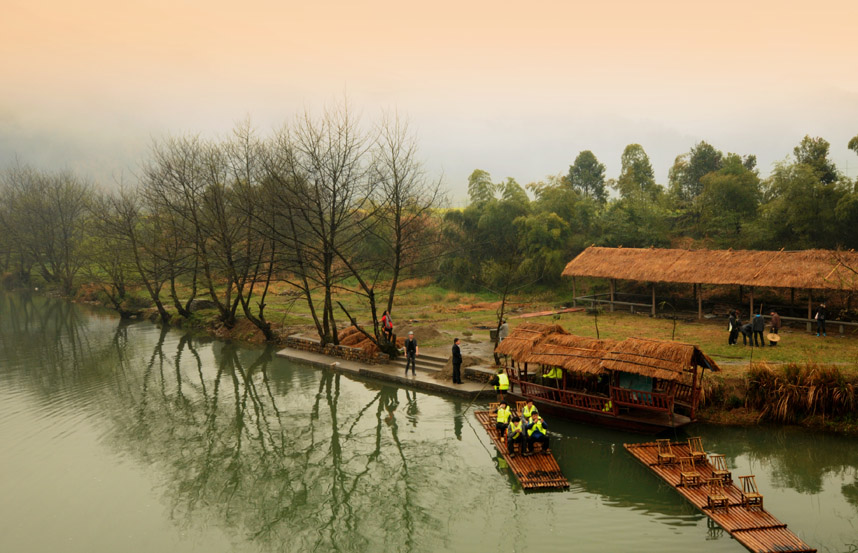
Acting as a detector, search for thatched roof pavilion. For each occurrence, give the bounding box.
[562,246,858,290]
[561,246,858,322]
[523,334,618,375]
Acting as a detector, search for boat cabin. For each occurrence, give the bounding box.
[495,323,719,432]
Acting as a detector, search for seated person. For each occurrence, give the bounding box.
[493,401,511,437]
[506,416,524,457]
[526,413,550,455]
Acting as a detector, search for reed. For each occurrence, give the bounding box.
[745,363,857,423]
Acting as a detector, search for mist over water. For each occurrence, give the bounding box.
[0,291,855,552]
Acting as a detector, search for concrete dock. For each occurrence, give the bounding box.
[275,346,493,399]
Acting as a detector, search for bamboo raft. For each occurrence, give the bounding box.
[474,406,569,490]
[625,441,815,553]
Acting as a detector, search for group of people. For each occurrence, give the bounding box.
[493,399,550,458]
[728,310,781,347]
[727,303,830,346]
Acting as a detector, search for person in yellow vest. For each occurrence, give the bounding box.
[522,399,538,422]
[601,399,613,413]
[506,416,524,457]
[493,401,512,438]
[492,368,510,402]
[526,413,550,455]
[545,366,563,388]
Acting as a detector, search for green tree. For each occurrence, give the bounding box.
[615,144,658,202]
[668,141,723,204]
[794,135,840,185]
[698,153,761,242]
[467,169,496,204]
[756,160,847,249]
[567,150,607,203]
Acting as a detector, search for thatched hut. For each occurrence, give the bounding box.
[562,246,858,322]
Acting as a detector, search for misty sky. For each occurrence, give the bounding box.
[2,0,857,204]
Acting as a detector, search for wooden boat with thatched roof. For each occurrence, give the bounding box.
[495,323,719,433]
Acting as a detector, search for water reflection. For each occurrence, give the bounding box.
[2,291,858,553]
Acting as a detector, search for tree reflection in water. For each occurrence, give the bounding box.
[103,333,457,551]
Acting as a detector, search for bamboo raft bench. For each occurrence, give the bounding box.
[625,441,815,553]
[474,403,569,490]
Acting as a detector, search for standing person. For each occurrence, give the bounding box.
[815,303,827,337]
[492,368,510,402]
[498,319,509,342]
[526,413,550,455]
[451,338,463,384]
[728,310,741,346]
[752,313,765,347]
[404,331,418,376]
[769,311,781,346]
[506,416,524,457]
[381,310,394,342]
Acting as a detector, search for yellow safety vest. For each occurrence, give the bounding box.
[528,419,546,437]
[496,373,510,391]
[602,400,613,413]
[522,405,537,419]
[546,367,562,379]
[508,421,523,439]
[496,406,511,424]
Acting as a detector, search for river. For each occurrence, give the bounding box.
[0,292,855,553]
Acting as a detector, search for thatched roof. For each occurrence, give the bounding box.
[496,324,719,381]
[494,323,567,360]
[561,246,858,290]
[601,337,719,381]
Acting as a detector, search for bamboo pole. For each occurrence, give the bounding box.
[749,287,754,319]
[610,279,616,312]
[572,277,577,307]
[697,283,702,320]
[807,291,812,332]
[651,283,656,316]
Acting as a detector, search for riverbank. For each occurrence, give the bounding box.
[63,283,858,436]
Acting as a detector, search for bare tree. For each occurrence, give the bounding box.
[262,103,375,345]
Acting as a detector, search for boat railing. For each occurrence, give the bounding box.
[610,386,673,412]
[516,380,611,414]
[674,381,694,405]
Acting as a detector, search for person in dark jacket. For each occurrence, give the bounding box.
[451,338,463,384]
[741,323,753,346]
[752,313,765,347]
[728,310,740,345]
[815,303,827,337]
[404,331,418,375]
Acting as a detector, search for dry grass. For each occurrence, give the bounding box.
[562,246,858,290]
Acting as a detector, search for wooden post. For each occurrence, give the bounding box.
[790,287,795,306]
[739,285,743,302]
[749,287,754,319]
[610,279,616,312]
[697,283,703,320]
[651,284,656,317]
[690,366,699,420]
[572,277,577,307]
[807,291,812,332]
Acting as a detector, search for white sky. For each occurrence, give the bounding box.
[2,0,857,204]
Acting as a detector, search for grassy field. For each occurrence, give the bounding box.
[250,279,858,374]
[79,277,858,375]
